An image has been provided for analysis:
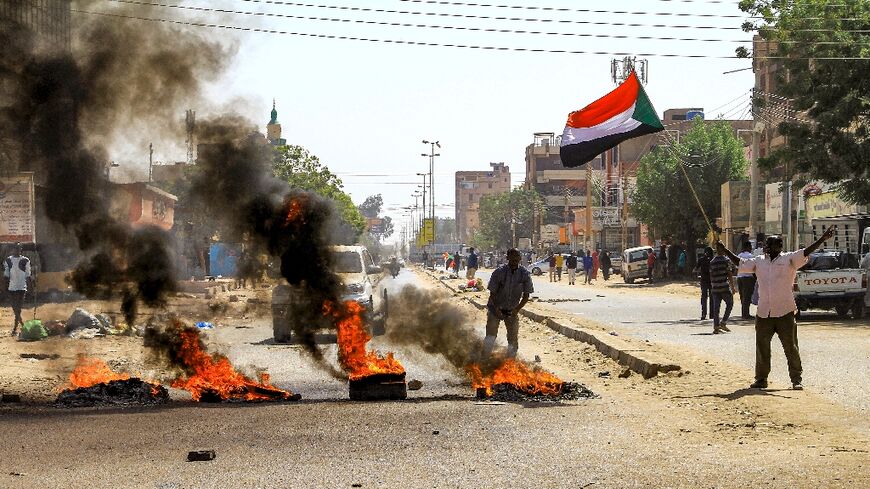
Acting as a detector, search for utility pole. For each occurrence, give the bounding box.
[421,140,440,244]
[148,142,153,183]
[585,164,593,250]
[185,109,196,165]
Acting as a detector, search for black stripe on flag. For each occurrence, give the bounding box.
[559,124,662,168]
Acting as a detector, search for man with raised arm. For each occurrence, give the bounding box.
[718,226,835,390]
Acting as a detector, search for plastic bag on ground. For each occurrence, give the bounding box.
[19,319,47,341]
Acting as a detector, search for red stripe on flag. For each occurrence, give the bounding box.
[565,72,640,129]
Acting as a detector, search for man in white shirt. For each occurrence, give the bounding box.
[719,226,835,390]
[736,242,757,320]
[3,243,32,335]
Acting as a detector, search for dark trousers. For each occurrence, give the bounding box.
[647,265,654,282]
[737,276,756,319]
[700,282,712,319]
[9,290,25,328]
[755,312,802,384]
[711,291,733,329]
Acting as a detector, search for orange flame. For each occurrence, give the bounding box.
[284,199,304,226]
[170,328,293,401]
[466,359,563,397]
[67,356,131,389]
[331,300,404,381]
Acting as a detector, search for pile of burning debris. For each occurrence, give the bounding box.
[468,359,596,403]
[56,323,301,407]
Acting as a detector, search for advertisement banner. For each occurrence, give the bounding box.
[0,173,36,243]
[422,218,435,243]
[764,183,783,223]
[806,191,868,220]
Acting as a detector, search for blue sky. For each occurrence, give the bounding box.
[99,0,755,238]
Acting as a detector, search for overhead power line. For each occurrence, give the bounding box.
[233,0,870,31]
[233,0,745,31]
[105,0,755,44]
[399,0,870,22]
[398,0,752,19]
[72,8,870,59]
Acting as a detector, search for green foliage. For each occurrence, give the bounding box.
[434,217,457,244]
[273,145,366,240]
[632,119,748,244]
[739,0,870,204]
[471,188,542,251]
[358,194,383,218]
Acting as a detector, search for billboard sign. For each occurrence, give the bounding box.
[0,173,36,243]
[422,218,435,243]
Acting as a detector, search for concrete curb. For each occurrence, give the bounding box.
[418,266,681,379]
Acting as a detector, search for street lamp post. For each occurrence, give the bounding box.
[421,140,440,244]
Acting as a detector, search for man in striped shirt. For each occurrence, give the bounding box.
[709,243,735,334]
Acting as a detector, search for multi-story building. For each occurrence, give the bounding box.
[455,162,510,242]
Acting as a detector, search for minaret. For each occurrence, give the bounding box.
[266,99,285,145]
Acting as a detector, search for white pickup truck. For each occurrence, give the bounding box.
[794,251,867,319]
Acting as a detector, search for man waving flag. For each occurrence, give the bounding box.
[559,71,663,168]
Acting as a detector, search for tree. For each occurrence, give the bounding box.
[273,145,366,241]
[738,0,870,204]
[471,188,542,250]
[434,217,457,244]
[357,193,394,240]
[632,119,748,249]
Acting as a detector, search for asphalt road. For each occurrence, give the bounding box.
[475,268,870,413]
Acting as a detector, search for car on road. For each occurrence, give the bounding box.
[529,253,581,276]
[621,246,654,284]
[272,245,387,343]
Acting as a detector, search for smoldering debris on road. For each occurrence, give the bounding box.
[56,379,169,408]
[476,382,596,403]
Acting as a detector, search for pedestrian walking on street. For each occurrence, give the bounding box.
[554,253,564,281]
[453,253,461,275]
[677,249,687,278]
[646,250,656,284]
[591,250,600,281]
[693,247,714,320]
[3,243,31,336]
[720,226,835,390]
[709,243,735,334]
[547,254,556,282]
[566,252,578,285]
[600,251,611,281]
[483,248,533,358]
[466,247,479,280]
[583,251,594,284]
[736,242,757,319]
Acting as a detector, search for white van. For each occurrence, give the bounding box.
[621,246,654,284]
[272,245,386,343]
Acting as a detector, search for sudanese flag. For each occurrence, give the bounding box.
[559,71,663,167]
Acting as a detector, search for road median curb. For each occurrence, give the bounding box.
[418,266,681,379]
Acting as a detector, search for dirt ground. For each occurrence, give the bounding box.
[0,273,867,487]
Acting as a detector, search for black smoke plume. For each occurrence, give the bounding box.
[386,285,508,375]
[188,122,345,376]
[0,3,230,321]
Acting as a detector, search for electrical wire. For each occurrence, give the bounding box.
[399,0,870,22]
[73,7,870,59]
[233,0,870,33]
[103,0,757,44]
[398,0,754,19]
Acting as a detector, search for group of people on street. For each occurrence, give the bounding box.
[547,250,612,285]
[481,225,836,392]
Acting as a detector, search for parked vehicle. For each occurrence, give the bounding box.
[529,253,578,276]
[794,251,867,319]
[621,246,654,284]
[272,245,387,343]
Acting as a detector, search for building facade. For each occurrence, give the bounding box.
[455,162,510,242]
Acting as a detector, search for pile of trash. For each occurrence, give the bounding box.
[16,308,135,341]
[457,278,485,292]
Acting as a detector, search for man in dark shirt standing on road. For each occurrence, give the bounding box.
[709,244,735,334]
[483,248,534,358]
[694,247,714,320]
